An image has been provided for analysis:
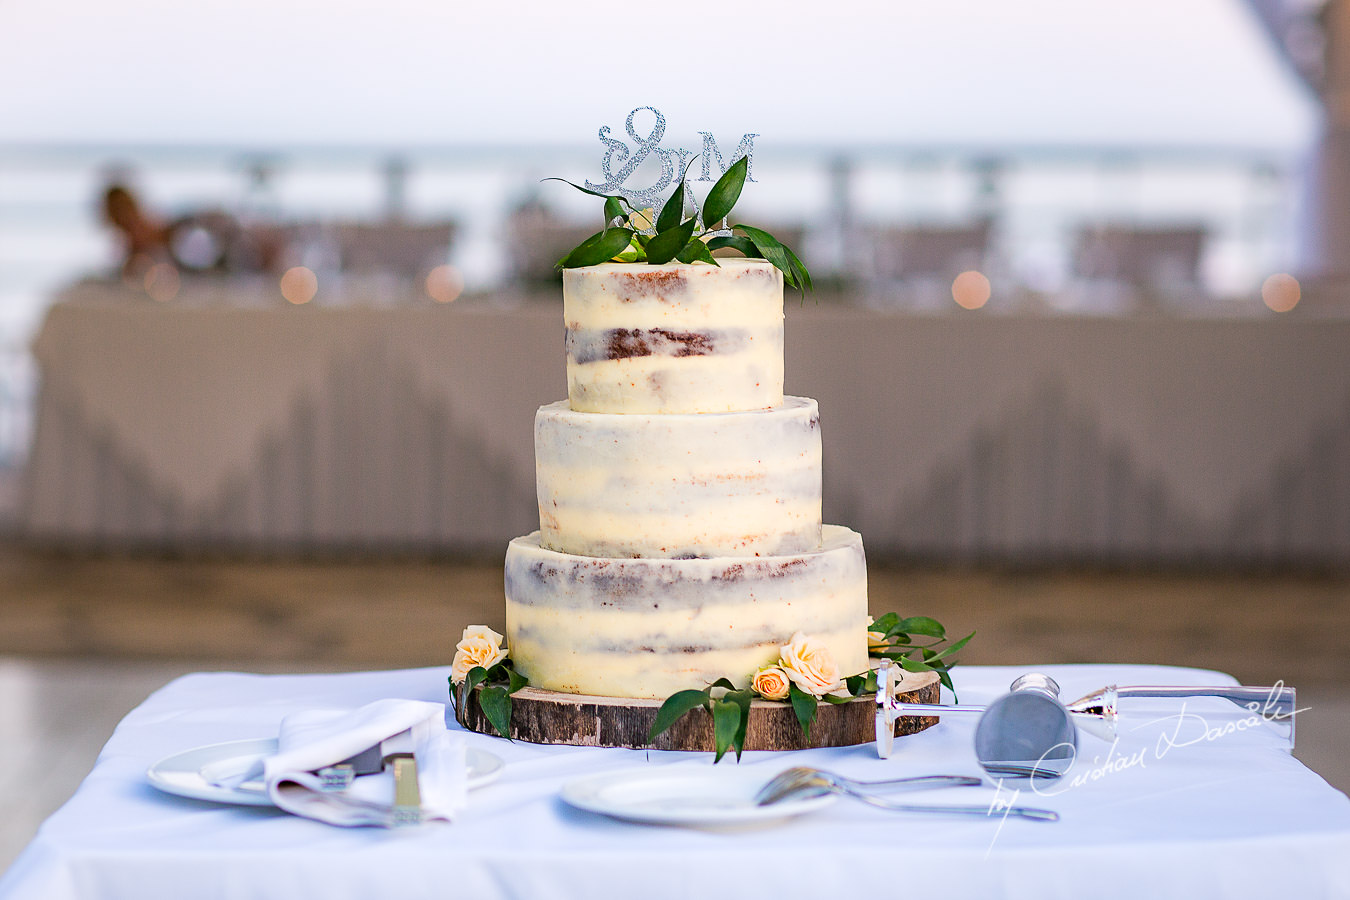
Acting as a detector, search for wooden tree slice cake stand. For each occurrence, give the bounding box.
[456,668,940,751]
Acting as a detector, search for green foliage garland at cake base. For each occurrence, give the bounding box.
[447,617,970,758]
[650,615,973,762]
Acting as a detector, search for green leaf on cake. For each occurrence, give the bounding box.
[783,242,813,293]
[789,683,818,741]
[644,218,698,265]
[505,663,529,694]
[924,631,974,664]
[706,235,762,259]
[710,698,742,763]
[735,224,800,290]
[544,161,814,290]
[464,665,490,693]
[894,616,946,639]
[845,669,879,696]
[540,177,623,201]
[478,684,513,739]
[558,227,636,268]
[676,237,718,266]
[870,612,900,634]
[649,688,711,741]
[656,180,686,233]
[725,688,755,760]
[701,155,748,227]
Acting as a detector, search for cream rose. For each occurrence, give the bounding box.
[451,625,507,683]
[778,632,843,697]
[751,664,791,701]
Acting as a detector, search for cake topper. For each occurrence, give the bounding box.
[545,106,810,294]
[584,106,757,219]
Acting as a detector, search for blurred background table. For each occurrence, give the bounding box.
[19,283,1350,566]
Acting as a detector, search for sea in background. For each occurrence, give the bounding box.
[0,141,1309,479]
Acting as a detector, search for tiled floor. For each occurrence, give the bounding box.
[0,658,199,870]
[1,549,1347,874]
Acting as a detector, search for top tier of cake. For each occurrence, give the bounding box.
[563,259,784,414]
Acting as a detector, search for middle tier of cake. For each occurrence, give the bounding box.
[536,396,823,559]
[504,525,870,700]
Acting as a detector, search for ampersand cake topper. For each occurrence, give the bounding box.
[547,108,810,294]
[584,106,757,221]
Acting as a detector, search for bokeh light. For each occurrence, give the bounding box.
[426,264,464,303]
[280,266,318,305]
[951,270,991,310]
[1261,273,1300,312]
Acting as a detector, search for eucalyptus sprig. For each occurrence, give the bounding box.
[449,659,528,739]
[545,156,813,294]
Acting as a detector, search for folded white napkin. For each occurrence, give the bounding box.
[223,699,467,827]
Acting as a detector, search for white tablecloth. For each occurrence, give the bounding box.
[3,664,1347,900]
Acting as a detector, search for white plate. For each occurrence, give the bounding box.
[147,738,503,806]
[560,766,835,828]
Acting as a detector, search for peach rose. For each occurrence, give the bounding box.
[451,625,507,683]
[778,632,844,697]
[751,664,791,701]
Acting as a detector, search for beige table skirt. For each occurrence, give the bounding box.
[20,293,1350,564]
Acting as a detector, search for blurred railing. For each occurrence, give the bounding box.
[0,142,1308,325]
[0,142,1322,534]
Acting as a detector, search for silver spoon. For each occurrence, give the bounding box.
[756,767,1059,822]
[754,766,982,806]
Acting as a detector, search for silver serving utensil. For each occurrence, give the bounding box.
[1065,683,1298,746]
[754,767,981,806]
[874,660,1299,771]
[756,767,1057,822]
[874,667,1079,778]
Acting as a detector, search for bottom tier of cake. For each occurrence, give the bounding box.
[504,525,869,699]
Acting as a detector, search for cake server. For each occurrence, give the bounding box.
[873,660,1298,770]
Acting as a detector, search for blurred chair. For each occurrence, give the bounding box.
[333,221,456,277]
[861,220,992,309]
[504,205,597,285]
[868,220,992,282]
[1069,224,1206,312]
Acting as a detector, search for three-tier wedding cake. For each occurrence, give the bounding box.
[504,257,868,700]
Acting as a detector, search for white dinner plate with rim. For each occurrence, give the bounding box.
[147,738,503,806]
[560,766,836,828]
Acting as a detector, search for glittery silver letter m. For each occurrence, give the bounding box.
[697,132,757,183]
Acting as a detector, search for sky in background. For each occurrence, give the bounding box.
[0,0,1321,152]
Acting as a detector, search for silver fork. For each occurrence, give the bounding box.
[755,766,1059,822]
[755,767,981,805]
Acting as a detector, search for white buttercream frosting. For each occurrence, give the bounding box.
[563,259,784,414]
[535,396,822,559]
[505,526,870,699]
